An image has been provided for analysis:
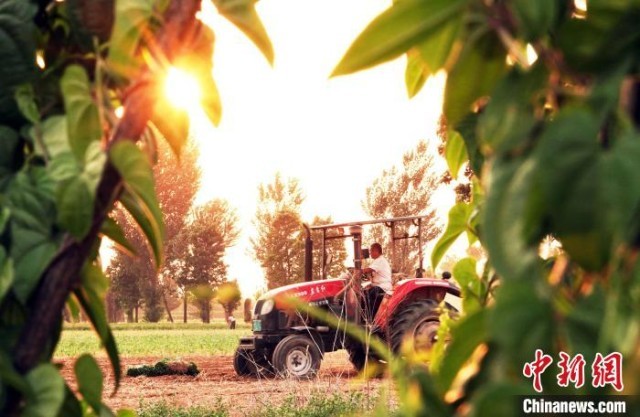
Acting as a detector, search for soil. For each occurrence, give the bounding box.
[57,352,391,416]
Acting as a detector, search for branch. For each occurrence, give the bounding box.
[12,0,201,376]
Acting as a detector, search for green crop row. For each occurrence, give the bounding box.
[63,321,250,331]
[55,328,250,357]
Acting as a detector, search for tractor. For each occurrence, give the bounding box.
[233,215,461,378]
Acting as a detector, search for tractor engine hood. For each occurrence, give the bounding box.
[260,278,347,309]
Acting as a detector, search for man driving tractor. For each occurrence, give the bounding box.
[362,242,392,320]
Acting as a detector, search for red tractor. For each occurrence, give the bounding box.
[234,216,460,378]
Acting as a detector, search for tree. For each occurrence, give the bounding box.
[216,280,242,322]
[335,0,640,412]
[362,141,441,274]
[170,199,239,323]
[0,0,272,415]
[108,140,201,322]
[252,173,307,288]
[310,215,348,279]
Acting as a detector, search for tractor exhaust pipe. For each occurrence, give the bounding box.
[303,224,313,282]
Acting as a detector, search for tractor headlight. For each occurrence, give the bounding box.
[260,299,275,315]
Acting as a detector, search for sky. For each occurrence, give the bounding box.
[185,0,454,297]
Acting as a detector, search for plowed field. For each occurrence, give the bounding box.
[57,352,390,416]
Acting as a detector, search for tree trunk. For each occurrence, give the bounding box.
[126,309,134,323]
[163,293,174,323]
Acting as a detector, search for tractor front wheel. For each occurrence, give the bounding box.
[272,334,322,379]
[233,348,275,378]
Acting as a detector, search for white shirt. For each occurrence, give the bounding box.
[369,255,392,294]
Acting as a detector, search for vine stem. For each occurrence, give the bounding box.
[10,0,201,384]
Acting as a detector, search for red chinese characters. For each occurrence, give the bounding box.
[557,351,586,388]
[592,352,624,392]
[523,349,554,393]
[523,350,624,392]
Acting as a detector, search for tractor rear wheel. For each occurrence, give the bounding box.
[347,345,385,376]
[272,334,322,379]
[389,300,453,357]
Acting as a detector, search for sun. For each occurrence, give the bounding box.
[164,67,201,111]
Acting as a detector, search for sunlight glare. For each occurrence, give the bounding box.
[164,67,201,111]
[526,44,538,66]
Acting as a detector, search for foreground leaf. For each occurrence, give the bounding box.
[110,141,164,266]
[74,354,103,414]
[444,33,507,126]
[431,203,473,269]
[75,264,121,391]
[213,0,273,65]
[332,0,468,76]
[107,0,154,79]
[61,65,102,161]
[23,364,65,417]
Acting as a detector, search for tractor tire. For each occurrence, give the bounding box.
[233,348,254,376]
[233,348,275,378]
[347,345,385,377]
[389,300,454,357]
[272,334,322,379]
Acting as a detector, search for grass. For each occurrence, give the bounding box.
[137,401,228,417]
[136,392,378,417]
[55,326,250,357]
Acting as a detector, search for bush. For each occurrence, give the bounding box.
[127,360,200,377]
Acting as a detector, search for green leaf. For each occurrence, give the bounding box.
[54,142,105,240]
[150,101,189,158]
[332,0,468,76]
[482,157,543,280]
[116,410,136,417]
[0,0,37,123]
[7,169,58,302]
[405,50,428,98]
[477,65,547,155]
[431,203,473,269]
[61,65,102,161]
[511,0,559,41]
[75,265,121,392]
[0,350,28,394]
[56,175,94,239]
[416,12,462,73]
[58,385,83,417]
[530,106,640,271]
[14,83,40,124]
[436,309,487,392]
[23,364,65,417]
[445,131,467,179]
[100,217,136,256]
[107,0,154,79]
[75,354,103,414]
[110,141,164,266]
[37,116,70,160]
[0,125,20,181]
[213,0,274,65]
[0,246,15,303]
[200,73,222,127]
[452,257,482,313]
[490,281,554,364]
[454,114,483,176]
[444,32,507,127]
